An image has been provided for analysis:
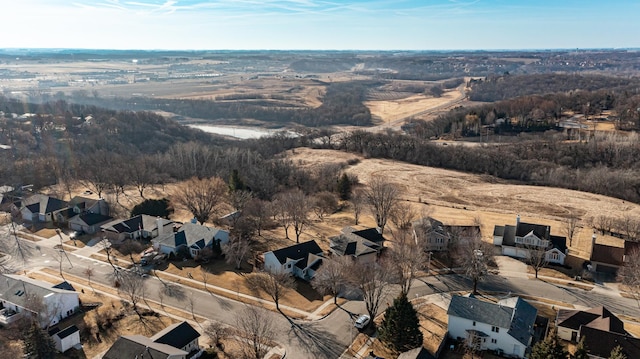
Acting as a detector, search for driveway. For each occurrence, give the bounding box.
[494,255,528,278]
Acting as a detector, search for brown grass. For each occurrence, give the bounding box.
[287,148,639,261]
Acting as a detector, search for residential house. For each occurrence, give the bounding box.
[103,321,200,359]
[493,216,567,265]
[447,294,539,358]
[578,325,640,359]
[262,240,324,281]
[152,222,229,258]
[101,214,174,241]
[412,216,481,252]
[589,235,624,275]
[0,274,79,328]
[49,325,80,353]
[150,321,201,354]
[329,226,386,263]
[103,335,188,359]
[20,194,68,223]
[556,306,626,342]
[68,213,113,234]
[67,196,109,217]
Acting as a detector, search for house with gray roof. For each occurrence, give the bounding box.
[101,214,174,241]
[263,240,324,281]
[556,306,626,342]
[20,194,69,224]
[0,274,79,328]
[493,215,567,265]
[330,226,385,264]
[152,222,229,258]
[413,217,481,252]
[103,321,200,359]
[447,294,539,358]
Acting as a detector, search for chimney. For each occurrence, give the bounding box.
[516,214,520,226]
[156,217,163,236]
[592,231,597,247]
[376,226,382,234]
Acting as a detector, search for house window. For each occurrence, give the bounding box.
[550,252,559,260]
[472,321,476,326]
[287,263,292,269]
[491,339,497,344]
[491,326,499,333]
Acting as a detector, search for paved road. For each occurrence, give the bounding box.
[3,224,640,358]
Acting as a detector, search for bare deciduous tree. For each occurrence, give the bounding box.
[365,177,399,234]
[346,260,395,322]
[222,238,251,270]
[457,235,493,294]
[389,229,426,296]
[313,191,338,221]
[244,198,271,237]
[351,188,365,225]
[526,244,549,279]
[390,202,417,230]
[172,176,227,224]
[203,321,229,351]
[618,249,640,308]
[247,271,295,318]
[563,213,580,247]
[235,306,274,359]
[311,257,349,304]
[83,266,95,291]
[273,189,311,243]
[117,271,147,318]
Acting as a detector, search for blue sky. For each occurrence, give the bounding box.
[3,0,639,50]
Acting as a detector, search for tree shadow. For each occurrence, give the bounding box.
[287,321,346,359]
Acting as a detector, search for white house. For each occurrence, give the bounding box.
[50,325,81,353]
[0,274,79,328]
[150,321,201,354]
[263,240,324,281]
[493,217,567,265]
[152,222,229,258]
[447,294,538,358]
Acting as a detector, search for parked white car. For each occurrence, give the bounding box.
[354,314,370,329]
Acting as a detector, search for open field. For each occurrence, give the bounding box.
[288,148,638,259]
[364,88,461,124]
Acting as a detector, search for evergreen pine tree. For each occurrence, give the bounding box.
[23,321,56,359]
[530,327,568,359]
[608,345,627,359]
[572,336,588,359]
[229,169,246,192]
[378,293,423,352]
[336,173,352,200]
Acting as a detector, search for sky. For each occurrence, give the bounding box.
[2,0,639,50]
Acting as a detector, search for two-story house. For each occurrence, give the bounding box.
[447,294,538,358]
[494,216,567,265]
[0,274,79,328]
[262,240,324,281]
[412,217,481,252]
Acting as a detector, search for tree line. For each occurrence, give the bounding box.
[336,131,640,204]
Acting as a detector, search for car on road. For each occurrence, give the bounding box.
[354,314,370,329]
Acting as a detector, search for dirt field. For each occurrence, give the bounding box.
[364,88,462,124]
[288,148,639,259]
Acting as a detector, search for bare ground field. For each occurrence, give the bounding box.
[288,148,639,259]
[364,88,462,124]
